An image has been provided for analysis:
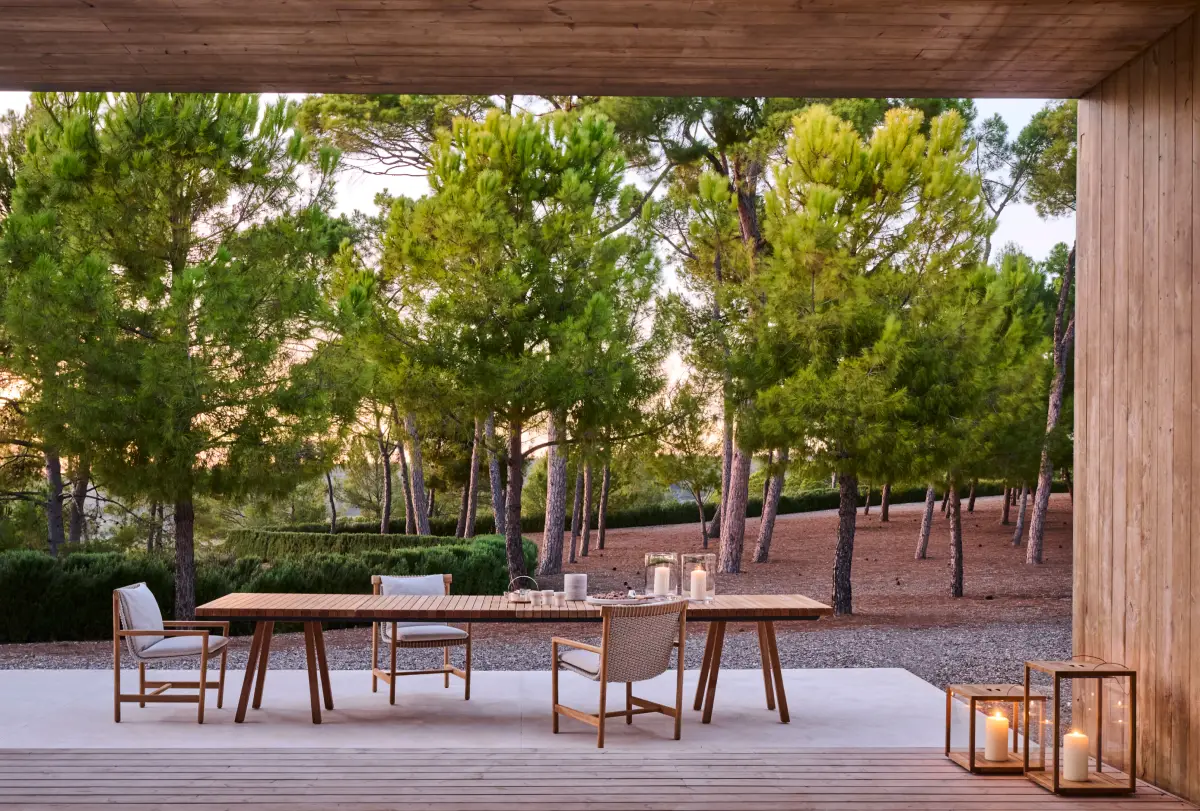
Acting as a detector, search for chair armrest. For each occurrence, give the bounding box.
[163,621,230,633]
[551,637,601,654]
[118,629,211,638]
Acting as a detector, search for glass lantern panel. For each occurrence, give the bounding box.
[644,552,678,596]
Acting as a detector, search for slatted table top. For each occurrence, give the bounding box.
[196,593,832,623]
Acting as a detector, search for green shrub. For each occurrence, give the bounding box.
[225,529,462,558]
[0,535,535,644]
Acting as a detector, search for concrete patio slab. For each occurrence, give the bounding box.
[0,667,946,751]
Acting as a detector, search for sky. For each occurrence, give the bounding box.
[0,92,1074,261]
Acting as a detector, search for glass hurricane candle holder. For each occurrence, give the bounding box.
[644,552,679,596]
[1023,659,1137,796]
[946,684,1045,774]
[681,553,716,602]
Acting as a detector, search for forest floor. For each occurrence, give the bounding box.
[0,494,1074,687]
[0,491,1070,686]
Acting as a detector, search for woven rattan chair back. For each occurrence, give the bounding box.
[602,600,687,684]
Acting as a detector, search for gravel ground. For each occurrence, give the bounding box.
[0,619,1070,690]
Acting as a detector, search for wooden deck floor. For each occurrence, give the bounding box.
[0,749,1193,810]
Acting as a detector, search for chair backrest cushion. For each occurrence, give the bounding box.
[603,600,686,684]
[377,574,447,627]
[116,582,164,656]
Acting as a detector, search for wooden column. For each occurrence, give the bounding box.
[1076,12,1198,803]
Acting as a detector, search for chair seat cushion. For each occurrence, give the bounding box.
[381,624,469,644]
[138,634,230,660]
[557,647,601,680]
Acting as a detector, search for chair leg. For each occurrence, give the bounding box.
[551,641,559,734]
[197,642,208,725]
[138,662,146,708]
[113,634,121,724]
[217,646,228,709]
[464,626,472,701]
[444,646,450,688]
[388,631,398,706]
[597,680,607,748]
[371,623,378,693]
[626,682,633,725]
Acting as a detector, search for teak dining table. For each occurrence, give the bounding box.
[196,592,832,726]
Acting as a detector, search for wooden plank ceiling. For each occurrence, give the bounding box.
[2,0,1198,97]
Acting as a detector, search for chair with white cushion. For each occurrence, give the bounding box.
[552,599,687,748]
[112,583,230,724]
[370,574,471,704]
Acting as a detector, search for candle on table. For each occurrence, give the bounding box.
[653,565,671,595]
[1062,730,1090,782]
[984,712,1009,761]
[690,566,707,600]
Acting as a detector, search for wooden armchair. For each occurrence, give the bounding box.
[370,574,472,704]
[552,599,687,748]
[112,583,229,724]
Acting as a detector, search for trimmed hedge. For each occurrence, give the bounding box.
[265,481,1070,537]
[0,535,536,644]
[225,529,462,558]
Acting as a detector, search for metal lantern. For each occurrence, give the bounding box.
[643,552,679,596]
[681,553,716,602]
[946,684,1045,774]
[1023,659,1137,795]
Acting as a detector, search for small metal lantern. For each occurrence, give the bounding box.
[946,684,1045,774]
[644,552,678,596]
[1024,659,1137,796]
[681,553,716,601]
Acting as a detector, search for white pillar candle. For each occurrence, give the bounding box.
[653,565,672,595]
[690,567,707,600]
[984,712,1009,761]
[563,573,587,601]
[1062,730,1090,782]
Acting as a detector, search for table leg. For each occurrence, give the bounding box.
[313,622,334,711]
[756,621,776,711]
[700,621,726,724]
[235,622,267,724]
[693,623,717,711]
[764,621,789,723]
[302,622,322,724]
[252,621,273,710]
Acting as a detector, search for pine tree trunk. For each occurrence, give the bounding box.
[695,491,710,548]
[940,487,949,514]
[146,501,159,552]
[568,468,584,563]
[710,413,734,539]
[485,412,506,536]
[1012,483,1029,546]
[597,462,611,551]
[174,496,196,620]
[503,418,527,580]
[538,413,568,576]
[1001,487,1012,525]
[863,483,872,515]
[967,481,977,512]
[399,445,416,535]
[580,463,595,557]
[1064,468,1073,502]
[455,479,470,538]
[43,449,65,557]
[761,449,773,504]
[377,431,393,535]
[325,470,337,534]
[718,444,751,574]
[404,412,431,535]
[1011,487,1019,507]
[753,448,788,563]
[465,417,482,538]
[427,488,435,518]
[68,456,90,544]
[880,482,891,522]
[915,484,935,560]
[949,481,963,598]
[832,472,858,616]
